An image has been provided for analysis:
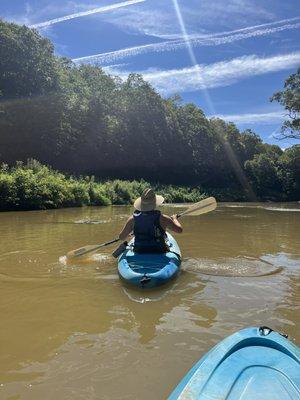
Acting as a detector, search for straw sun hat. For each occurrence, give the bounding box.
[133,188,164,211]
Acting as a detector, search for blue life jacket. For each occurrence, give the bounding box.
[133,210,167,253]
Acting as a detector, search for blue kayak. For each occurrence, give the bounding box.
[117,232,181,288]
[168,326,300,400]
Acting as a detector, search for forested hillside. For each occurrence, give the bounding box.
[0,19,299,202]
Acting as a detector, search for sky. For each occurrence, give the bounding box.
[1,0,300,148]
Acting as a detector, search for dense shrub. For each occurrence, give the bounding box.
[0,161,211,211]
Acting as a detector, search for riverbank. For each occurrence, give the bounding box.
[0,160,291,211]
[0,160,209,211]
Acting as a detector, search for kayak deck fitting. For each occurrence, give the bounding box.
[117,232,181,288]
[168,326,300,400]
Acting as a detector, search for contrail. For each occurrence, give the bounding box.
[187,16,300,39]
[30,0,145,29]
[73,17,300,64]
[211,111,285,125]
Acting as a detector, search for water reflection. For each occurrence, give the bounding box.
[120,274,215,344]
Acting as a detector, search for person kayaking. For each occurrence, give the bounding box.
[118,188,183,253]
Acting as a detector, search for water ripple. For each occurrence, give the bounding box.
[183,256,283,277]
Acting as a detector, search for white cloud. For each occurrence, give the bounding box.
[103,52,300,95]
[29,0,145,29]
[103,0,275,39]
[73,17,300,64]
[211,111,285,124]
[102,6,178,38]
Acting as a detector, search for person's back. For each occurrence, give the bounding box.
[133,209,167,253]
[118,188,182,253]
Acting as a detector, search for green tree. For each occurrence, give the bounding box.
[271,68,300,139]
[245,153,282,199]
[0,20,71,165]
[0,20,61,99]
[110,74,171,181]
[240,129,263,161]
[277,145,300,199]
[209,118,246,188]
[174,103,214,184]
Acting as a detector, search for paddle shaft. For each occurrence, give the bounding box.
[79,238,119,255]
[91,238,120,250]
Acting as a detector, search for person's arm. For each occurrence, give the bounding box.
[160,214,183,234]
[118,216,134,241]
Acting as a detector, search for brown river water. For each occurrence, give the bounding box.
[0,203,299,400]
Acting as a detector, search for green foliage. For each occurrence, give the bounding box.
[240,130,263,161]
[156,185,206,203]
[0,20,61,99]
[245,154,282,199]
[0,171,18,209]
[0,161,210,211]
[0,20,299,203]
[277,145,300,199]
[89,184,111,206]
[271,68,300,139]
[102,180,149,204]
[0,162,94,210]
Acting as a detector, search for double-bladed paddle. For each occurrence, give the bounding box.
[66,196,217,260]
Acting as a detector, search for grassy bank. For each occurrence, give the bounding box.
[0,160,213,211]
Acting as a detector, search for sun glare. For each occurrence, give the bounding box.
[171,0,256,199]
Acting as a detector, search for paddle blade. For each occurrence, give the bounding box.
[66,238,120,260]
[66,244,101,259]
[179,197,217,217]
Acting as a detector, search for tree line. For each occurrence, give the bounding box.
[0,19,299,203]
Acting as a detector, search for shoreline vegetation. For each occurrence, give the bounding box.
[0,160,208,211]
[0,160,297,212]
[0,20,299,209]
